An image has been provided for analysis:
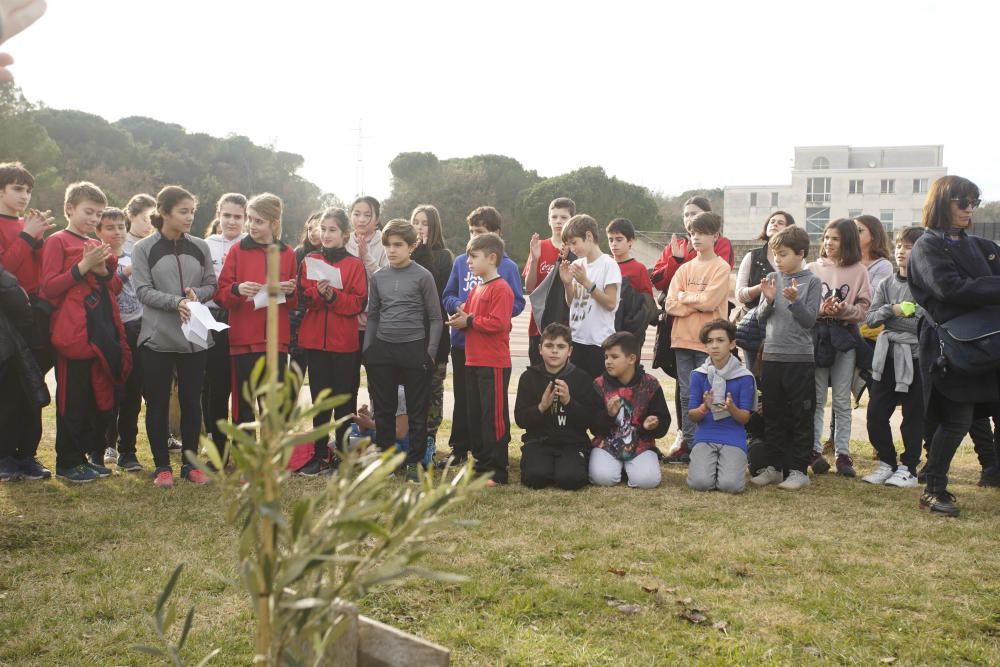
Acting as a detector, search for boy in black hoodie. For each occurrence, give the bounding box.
[515,323,602,490]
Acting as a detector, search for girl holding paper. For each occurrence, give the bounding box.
[215,193,298,427]
[132,186,218,488]
[293,207,368,475]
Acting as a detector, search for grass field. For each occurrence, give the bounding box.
[2,406,1000,666]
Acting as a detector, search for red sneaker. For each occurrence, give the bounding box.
[184,469,211,485]
[153,469,174,488]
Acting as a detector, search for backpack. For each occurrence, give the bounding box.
[614,277,657,338]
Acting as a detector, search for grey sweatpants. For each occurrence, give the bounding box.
[589,448,661,489]
[687,442,747,493]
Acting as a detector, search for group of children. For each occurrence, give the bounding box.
[0,159,990,513]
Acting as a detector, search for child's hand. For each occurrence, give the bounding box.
[354,231,368,258]
[279,279,296,295]
[553,378,571,405]
[820,295,839,316]
[782,278,799,302]
[558,259,573,286]
[122,264,133,278]
[22,208,55,238]
[184,287,198,303]
[606,395,622,417]
[79,243,111,273]
[353,405,375,431]
[91,259,109,277]
[670,233,688,259]
[539,381,555,412]
[317,279,333,299]
[529,233,541,262]
[827,299,846,317]
[724,392,737,413]
[238,281,262,297]
[177,298,191,323]
[701,390,714,411]
[569,262,588,286]
[760,277,777,304]
[642,415,659,430]
[447,305,469,330]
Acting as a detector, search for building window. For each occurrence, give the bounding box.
[849,179,864,195]
[806,207,831,240]
[812,156,830,169]
[848,209,863,219]
[913,178,928,194]
[771,192,779,207]
[807,177,832,203]
[749,192,757,207]
[881,179,895,194]
[880,209,894,230]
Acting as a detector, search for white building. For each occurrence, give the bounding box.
[723,145,947,240]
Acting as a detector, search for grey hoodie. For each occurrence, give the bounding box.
[132,232,218,353]
[756,268,822,363]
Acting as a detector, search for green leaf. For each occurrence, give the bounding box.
[193,647,221,667]
[178,606,195,649]
[155,565,184,619]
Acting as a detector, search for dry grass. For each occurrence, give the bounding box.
[1,406,1000,666]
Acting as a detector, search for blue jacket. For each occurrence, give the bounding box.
[442,253,525,349]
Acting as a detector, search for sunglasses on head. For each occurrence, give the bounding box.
[950,196,981,210]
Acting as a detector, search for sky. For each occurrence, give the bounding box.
[6,0,999,202]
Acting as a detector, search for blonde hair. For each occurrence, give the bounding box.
[247,192,283,239]
[64,181,107,215]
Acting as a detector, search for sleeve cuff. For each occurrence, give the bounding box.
[466,315,473,329]
[231,284,241,296]
[19,231,43,249]
[71,265,84,281]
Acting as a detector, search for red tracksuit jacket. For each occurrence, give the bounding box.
[40,229,131,411]
[296,247,368,353]
[464,276,514,368]
[0,213,43,295]
[215,237,298,355]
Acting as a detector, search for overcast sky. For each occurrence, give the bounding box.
[7,0,998,202]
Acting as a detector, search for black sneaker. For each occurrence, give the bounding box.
[0,456,22,482]
[295,458,324,477]
[117,452,144,472]
[17,457,52,481]
[810,451,831,474]
[920,491,960,517]
[56,464,99,483]
[978,467,1000,488]
[85,460,113,478]
[403,464,420,483]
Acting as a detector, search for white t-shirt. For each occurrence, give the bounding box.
[568,253,622,346]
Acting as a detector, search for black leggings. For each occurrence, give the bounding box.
[142,347,207,470]
[305,349,360,457]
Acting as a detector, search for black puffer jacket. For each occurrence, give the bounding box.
[908,229,1000,408]
[0,264,50,408]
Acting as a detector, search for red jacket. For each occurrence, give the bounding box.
[464,276,514,368]
[296,248,368,353]
[215,237,298,354]
[651,236,734,291]
[0,213,44,295]
[617,258,654,297]
[41,229,131,410]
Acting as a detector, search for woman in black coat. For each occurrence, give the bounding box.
[907,175,1000,517]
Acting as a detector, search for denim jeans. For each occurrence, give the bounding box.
[675,348,708,444]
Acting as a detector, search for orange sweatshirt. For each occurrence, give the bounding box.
[664,254,731,352]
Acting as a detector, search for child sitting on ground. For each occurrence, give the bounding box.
[589,332,670,489]
[515,322,601,490]
[686,319,755,494]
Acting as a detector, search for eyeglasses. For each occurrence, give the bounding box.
[950,197,981,210]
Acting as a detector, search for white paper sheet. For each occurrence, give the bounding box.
[304,257,343,288]
[182,301,229,349]
[252,289,286,310]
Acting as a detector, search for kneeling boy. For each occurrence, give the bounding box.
[515,323,601,490]
[687,319,755,493]
[590,332,670,489]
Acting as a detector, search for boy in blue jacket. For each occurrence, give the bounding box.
[442,206,525,465]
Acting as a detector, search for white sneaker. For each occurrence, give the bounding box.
[862,461,895,485]
[666,431,685,456]
[884,467,918,488]
[777,470,810,490]
[104,447,118,464]
[750,466,783,486]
